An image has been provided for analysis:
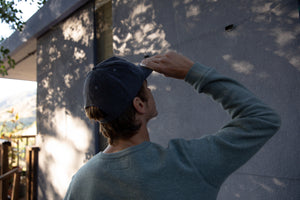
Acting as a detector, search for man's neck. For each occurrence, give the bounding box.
[103,123,150,154]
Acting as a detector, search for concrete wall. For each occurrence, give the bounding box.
[36,2,96,199]
[113,0,299,199]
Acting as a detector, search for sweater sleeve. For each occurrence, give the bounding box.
[181,62,281,188]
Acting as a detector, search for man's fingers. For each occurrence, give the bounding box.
[143,60,162,73]
[141,51,194,79]
[141,55,163,71]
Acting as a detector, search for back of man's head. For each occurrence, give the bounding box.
[83,56,152,144]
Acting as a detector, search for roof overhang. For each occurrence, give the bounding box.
[1,0,91,81]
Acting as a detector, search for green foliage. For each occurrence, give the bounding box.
[0,0,47,76]
[0,45,15,76]
[0,108,36,170]
[0,0,24,31]
[0,108,24,138]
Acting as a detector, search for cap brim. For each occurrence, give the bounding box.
[139,64,153,79]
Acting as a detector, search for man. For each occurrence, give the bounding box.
[64,51,280,200]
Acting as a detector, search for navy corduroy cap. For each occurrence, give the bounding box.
[83,56,152,123]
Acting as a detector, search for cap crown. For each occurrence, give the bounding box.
[83,57,152,122]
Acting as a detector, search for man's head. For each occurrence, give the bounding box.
[83,56,156,144]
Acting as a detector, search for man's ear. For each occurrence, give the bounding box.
[133,97,146,114]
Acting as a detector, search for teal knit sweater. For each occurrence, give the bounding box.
[64,63,281,200]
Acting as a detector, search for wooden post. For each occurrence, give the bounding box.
[0,168,21,200]
[0,141,11,200]
[26,147,32,200]
[26,147,40,200]
[31,147,39,200]
[11,169,21,200]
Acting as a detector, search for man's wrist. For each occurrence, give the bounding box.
[184,62,212,84]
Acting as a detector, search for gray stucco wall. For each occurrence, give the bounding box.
[36,2,95,199]
[113,0,299,199]
[35,0,299,199]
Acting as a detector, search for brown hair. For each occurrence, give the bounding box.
[85,83,148,145]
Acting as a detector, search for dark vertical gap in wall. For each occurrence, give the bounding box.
[298,0,300,20]
[95,0,113,63]
[92,0,100,154]
[93,0,113,153]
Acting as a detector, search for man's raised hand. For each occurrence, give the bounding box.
[142,51,194,79]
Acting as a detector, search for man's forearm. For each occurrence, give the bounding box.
[185,62,281,127]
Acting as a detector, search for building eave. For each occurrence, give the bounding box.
[1,0,91,81]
